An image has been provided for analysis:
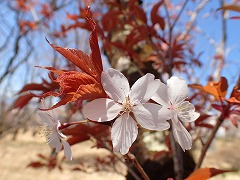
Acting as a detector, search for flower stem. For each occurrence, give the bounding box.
[195,116,224,169]
[125,153,150,180]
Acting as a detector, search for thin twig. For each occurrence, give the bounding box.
[213,0,227,81]
[179,0,210,40]
[125,153,150,180]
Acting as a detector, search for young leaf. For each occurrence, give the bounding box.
[185,168,236,180]
[190,77,228,101]
[151,0,165,30]
[226,86,240,104]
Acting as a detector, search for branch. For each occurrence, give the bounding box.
[213,0,227,81]
[125,153,150,180]
[179,0,211,41]
[0,32,21,82]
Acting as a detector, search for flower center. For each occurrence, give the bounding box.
[168,103,178,111]
[122,96,133,113]
[177,101,190,112]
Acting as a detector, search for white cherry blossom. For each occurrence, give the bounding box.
[38,101,72,160]
[83,68,170,154]
[151,76,200,151]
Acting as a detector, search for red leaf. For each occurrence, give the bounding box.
[27,161,45,168]
[18,83,49,94]
[212,103,223,112]
[226,86,240,105]
[186,168,236,180]
[19,20,37,34]
[63,123,110,146]
[87,7,103,79]
[151,1,165,30]
[40,4,52,18]
[230,16,240,20]
[129,0,147,24]
[38,68,106,110]
[48,42,97,78]
[190,77,228,101]
[13,93,33,109]
[195,114,214,129]
[67,13,80,20]
[102,11,122,31]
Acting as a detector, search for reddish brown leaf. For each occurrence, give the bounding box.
[13,93,33,109]
[129,0,147,24]
[133,5,147,24]
[151,0,165,30]
[40,4,52,18]
[186,168,236,180]
[67,13,80,20]
[38,69,106,110]
[125,26,148,48]
[19,20,37,34]
[63,123,110,146]
[226,86,240,104]
[27,161,45,168]
[190,77,228,101]
[48,43,97,78]
[102,11,122,31]
[230,16,240,20]
[18,83,49,94]
[87,7,103,79]
[16,0,30,11]
[195,114,214,129]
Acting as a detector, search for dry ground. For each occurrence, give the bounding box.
[0,130,239,180]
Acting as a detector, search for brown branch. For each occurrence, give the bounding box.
[195,116,224,169]
[213,0,227,81]
[125,153,150,180]
[179,0,211,41]
[0,32,21,82]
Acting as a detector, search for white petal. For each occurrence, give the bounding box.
[62,140,72,160]
[37,111,55,128]
[177,101,198,122]
[82,98,122,122]
[40,99,57,120]
[133,103,171,131]
[101,68,130,103]
[129,73,160,104]
[189,111,200,121]
[49,133,62,152]
[167,76,188,104]
[151,82,170,106]
[172,120,192,151]
[111,114,138,155]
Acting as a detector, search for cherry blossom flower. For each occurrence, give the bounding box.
[151,76,200,151]
[83,68,170,154]
[38,101,72,160]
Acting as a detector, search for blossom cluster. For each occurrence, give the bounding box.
[83,68,200,154]
[38,68,199,160]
